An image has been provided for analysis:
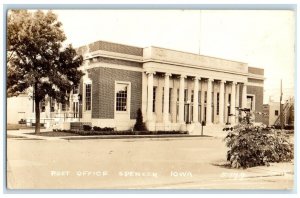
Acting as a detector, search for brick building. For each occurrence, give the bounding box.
[7,40,265,134]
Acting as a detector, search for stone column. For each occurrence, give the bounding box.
[219,80,225,124]
[242,83,247,108]
[178,75,186,123]
[147,71,155,122]
[193,76,200,123]
[235,83,240,123]
[231,82,236,124]
[206,78,213,124]
[163,73,171,123]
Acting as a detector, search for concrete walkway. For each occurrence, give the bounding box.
[7,128,225,141]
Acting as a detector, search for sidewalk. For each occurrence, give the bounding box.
[6,129,214,141]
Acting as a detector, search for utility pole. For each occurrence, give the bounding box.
[280,79,283,130]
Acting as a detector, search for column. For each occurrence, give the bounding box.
[147,71,155,122]
[193,77,200,123]
[219,80,225,124]
[206,78,213,124]
[242,83,247,108]
[235,83,240,123]
[230,82,236,124]
[163,73,171,123]
[178,75,186,123]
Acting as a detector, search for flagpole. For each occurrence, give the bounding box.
[280,79,283,129]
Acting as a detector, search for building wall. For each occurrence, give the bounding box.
[7,95,33,124]
[87,67,142,120]
[247,85,264,122]
[269,102,280,126]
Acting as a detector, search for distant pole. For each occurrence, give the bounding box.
[280,79,283,129]
[198,10,201,55]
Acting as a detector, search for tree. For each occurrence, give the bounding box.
[133,108,147,131]
[7,10,84,134]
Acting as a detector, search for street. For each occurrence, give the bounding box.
[6,135,294,189]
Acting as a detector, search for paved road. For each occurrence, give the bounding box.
[6,136,294,190]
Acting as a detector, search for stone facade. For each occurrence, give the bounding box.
[7,40,265,133]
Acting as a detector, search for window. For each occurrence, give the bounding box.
[162,87,164,112]
[198,91,201,103]
[41,99,46,112]
[275,110,279,116]
[177,89,179,102]
[153,86,157,112]
[204,91,207,104]
[184,89,188,102]
[62,102,67,111]
[73,86,79,94]
[169,88,172,113]
[85,84,91,111]
[217,93,220,115]
[247,96,254,110]
[116,83,128,111]
[191,90,194,102]
[228,94,231,115]
[50,98,55,112]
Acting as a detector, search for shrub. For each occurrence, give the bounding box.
[224,112,293,169]
[133,108,147,131]
[83,125,92,131]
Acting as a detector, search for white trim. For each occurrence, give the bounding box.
[114,81,131,116]
[247,81,264,87]
[248,73,265,80]
[86,62,143,72]
[247,94,256,111]
[84,49,143,62]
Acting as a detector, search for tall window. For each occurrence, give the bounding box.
[247,96,254,110]
[191,90,194,102]
[153,86,157,112]
[228,94,231,115]
[177,89,179,102]
[50,98,55,112]
[85,84,91,111]
[169,88,172,113]
[62,102,67,111]
[204,91,207,104]
[184,89,188,102]
[162,87,164,112]
[73,86,79,94]
[217,93,220,115]
[116,83,128,111]
[41,99,46,112]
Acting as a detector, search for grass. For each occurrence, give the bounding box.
[26,131,80,137]
[7,124,21,130]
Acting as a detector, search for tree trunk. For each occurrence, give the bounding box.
[34,83,41,134]
[35,98,41,134]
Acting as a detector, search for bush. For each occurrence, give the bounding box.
[83,125,92,131]
[93,126,114,132]
[224,112,293,169]
[133,108,147,131]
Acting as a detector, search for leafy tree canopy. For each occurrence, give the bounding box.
[7,10,84,103]
[7,10,84,133]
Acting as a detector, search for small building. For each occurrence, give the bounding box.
[262,97,294,127]
[7,40,265,133]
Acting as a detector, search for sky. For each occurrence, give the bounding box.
[53,10,295,104]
